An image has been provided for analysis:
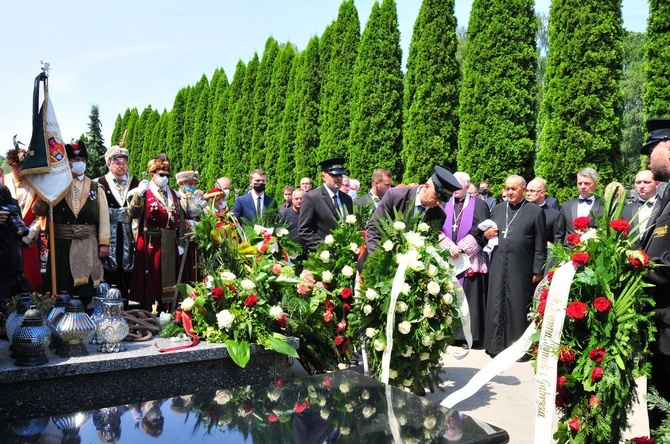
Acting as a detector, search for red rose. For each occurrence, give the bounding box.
[341,287,353,299]
[343,303,351,312]
[628,249,650,269]
[591,366,604,382]
[532,345,539,357]
[573,216,591,232]
[588,395,601,409]
[593,296,612,313]
[242,401,254,414]
[609,219,630,234]
[540,288,549,302]
[337,320,347,333]
[334,335,345,346]
[277,315,286,327]
[547,270,554,281]
[588,347,606,363]
[538,299,547,317]
[325,300,336,312]
[268,413,278,422]
[571,252,590,266]
[294,399,310,414]
[630,437,656,444]
[559,346,576,364]
[211,286,224,302]
[566,301,588,320]
[568,415,580,432]
[322,376,332,387]
[226,284,237,293]
[555,394,567,408]
[244,294,259,307]
[323,311,333,323]
[566,233,582,247]
[556,375,568,394]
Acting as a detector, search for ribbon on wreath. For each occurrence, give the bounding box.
[155,310,200,352]
[258,231,273,254]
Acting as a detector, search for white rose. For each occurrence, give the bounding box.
[214,390,232,405]
[424,416,437,430]
[409,259,424,271]
[339,383,350,394]
[361,389,370,400]
[393,221,406,231]
[324,235,334,245]
[404,231,425,249]
[240,279,256,290]
[365,288,378,300]
[435,332,444,341]
[320,250,330,263]
[267,389,281,402]
[269,305,284,319]
[216,309,235,329]
[253,224,264,235]
[422,335,433,347]
[423,304,436,318]
[396,301,408,313]
[159,311,173,326]
[205,275,215,289]
[442,293,453,305]
[401,347,414,357]
[425,245,436,254]
[340,427,351,436]
[276,227,289,237]
[445,314,453,325]
[427,264,438,277]
[321,270,333,283]
[365,327,377,338]
[420,352,430,361]
[341,265,354,278]
[389,369,398,379]
[400,283,410,295]
[220,271,236,282]
[349,242,360,254]
[338,363,350,370]
[363,304,373,315]
[398,321,412,334]
[382,240,394,251]
[345,214,357,224]
[395,252,405,264]
[181,298,195,311]
[402,378,413,387]
[417,222,430,232]
[320,409,330,420]
[374,338,386,351]
[427,281,440,295]
[397,414,407,425]
[362,406,376,418]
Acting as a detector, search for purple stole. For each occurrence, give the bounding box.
[443,195,476,242]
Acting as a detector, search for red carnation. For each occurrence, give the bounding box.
[334,335,345,346]
[591,367,604,382]
[268,413,278,422]
[325,300,336,312]
[566,233,582,247]
[588,348,606,363]
[566,301,588,320]
[609,219,630,234]
[547,270,555,281]
[294,399,310,414]
[343,303,351,312]
[588,395,601,409]
[559,346,576,364]
[341,287,353,299]
[211,286,224,302]
[630,437,656,444]
[323,311,333,323]
[532,345,539,357]
[540,288,549,302]
[337,319,347,333]
[571,252,590,266]
[568,415,580,432]
[628,249,650,269]
[244,294,259,307]
[573,216,591,232]
[538,299,547,317]
[593,297,612,313]
[277,315,286,327]
[556,375,568,394]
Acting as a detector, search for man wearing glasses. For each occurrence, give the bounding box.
[526,177,563,244]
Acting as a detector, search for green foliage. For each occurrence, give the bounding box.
[276,54,303,192]
[202,68,230,188]
[348,0,404,184]
[644,0,670,119]
[250,38,280,170]
[85,104,106,179]
[187,74,211,175]
[165,88,189,176]
[140,108,161,175]
[402,0,460,184]
[536,0,624,202]
[221,60,247,185]
[457,0,538,187]
[110,114,123,146]
[621,31,648,183]
[124,109,141,177]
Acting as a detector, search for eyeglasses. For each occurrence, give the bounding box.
[155,173,169,178]
[111,159,128,166]
[526,189,545,194]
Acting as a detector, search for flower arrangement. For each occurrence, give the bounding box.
[350,209,461,395]
[529,183,656,443]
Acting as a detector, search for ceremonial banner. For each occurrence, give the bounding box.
[20,68,71,205]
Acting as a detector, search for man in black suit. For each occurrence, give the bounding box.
[641,118,670,429]
[355,168,392,220]
[526,177,564,244]
[622,169,660,248]
[557,167,604,241]
[364,165,462,256]
[232,169,278,223]
[298,157,354,252]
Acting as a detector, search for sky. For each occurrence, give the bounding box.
[0,1,649,154]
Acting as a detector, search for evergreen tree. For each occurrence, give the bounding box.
[402,0,460,183]
[86,104,106,178]
[621,31,647,182]
[181,77,209,172]
[294,36,322,186]
[124,109,141,177]
[318,0,360,161]
[277,54,304,191]
[536,0,624,201]
[202,68,230,188]
[457,0,538,187]
[220,61,246,182]
[250,38,280,169]
[130,105,152,173]
[263,42,297,197]
[150,110,171,165]
[166,88,190,171]
[140,108,161,172]
[645,0,670,118]
[110,114,123,146]
[348,0,404,183]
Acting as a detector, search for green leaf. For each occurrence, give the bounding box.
[269,334,299,358]
[176,283,195,298]
[225,339,251,368]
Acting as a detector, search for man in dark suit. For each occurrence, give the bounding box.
[526,177,564,244]
[641,118,670,429]
[544,195,560,210]
[622,169,660,248]
[356,168,392,220]
[364,165,461,256]
[298,157,354,252]
[557,167,604,241]
[232,169,277,223]
[478,181,498,211]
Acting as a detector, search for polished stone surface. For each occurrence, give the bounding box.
[0,370,509,443]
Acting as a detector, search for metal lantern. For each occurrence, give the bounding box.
[46,290,71,350]
[97,285,129,353]
[5,293,35,342]
[12,306,52,367]
[52,295,96,357]
[89,283,109,345]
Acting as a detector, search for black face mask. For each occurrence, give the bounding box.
[480,189,489,195]
[253,183,266,193]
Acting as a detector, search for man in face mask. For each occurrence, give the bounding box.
[203,177,232,211]
[232,169,278,223]
[34,140,110,306]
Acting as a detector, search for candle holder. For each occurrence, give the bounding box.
[90,282,109,345]
[52,295,96,357]
[46,291,70,350]
[97,285,129,353]
[12,306,51,367]
[5,294,35,343]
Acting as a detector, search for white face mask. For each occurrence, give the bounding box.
[70,161,86,176]
[154,176,169,188]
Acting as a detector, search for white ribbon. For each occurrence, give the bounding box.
[386,384,403,443]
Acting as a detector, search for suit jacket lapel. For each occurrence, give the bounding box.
[322,187,339,218]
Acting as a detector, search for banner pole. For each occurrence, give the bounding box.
[49,205,57,294]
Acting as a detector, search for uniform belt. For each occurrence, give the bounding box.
[54,224,97,239]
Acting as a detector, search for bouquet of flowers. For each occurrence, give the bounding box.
[350,209,461,395]
[529,182,656,443]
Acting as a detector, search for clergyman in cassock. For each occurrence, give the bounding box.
[439,172,490,348]
[482,175,546,358]
[622,169,660,248]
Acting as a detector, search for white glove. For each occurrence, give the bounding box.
[21,236,33,247]
[138,180,151,196]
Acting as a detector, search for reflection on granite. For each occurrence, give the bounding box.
[0,337,296,420]
[0,370,509,443]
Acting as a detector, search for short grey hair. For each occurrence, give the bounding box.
[453,172,471,188]
[506,174,526,187]
[577,168,598,183]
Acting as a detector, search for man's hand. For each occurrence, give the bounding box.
[484,227,499,239]
[0,210,8,224]
[532,273,543,284]
[99,245,110,259]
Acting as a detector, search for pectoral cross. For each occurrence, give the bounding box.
[452,222,458,231]
[502,229,508,239]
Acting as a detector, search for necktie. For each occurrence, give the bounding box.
[640,199,655,208]
[161,189,168,201]
[333,194,342,217]
[579,197,593,204]
[113,178,127,187]
[415,205,426,217]
[256,196,262,217]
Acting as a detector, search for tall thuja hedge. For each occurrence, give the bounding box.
[226,54,259,193]
[457,0,538,187]
[621,31,647,182]
[187,75,211,174]
[536,0,623,201]
[221,61,246,182]
[124,109,141,177]
[250,38,280,170]
[294,36,322,185]
[277,55,304,191]
[263,43,297,197]
[166,88,190,171]
[402,0,460,183]
[140,108,161,174]
[149,111,170,163]
[318,0,360,161]
[202,69,230,188]
[645,0,670,118]
[348,0,404,183]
